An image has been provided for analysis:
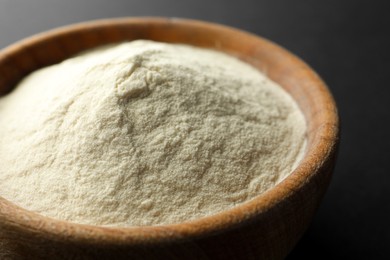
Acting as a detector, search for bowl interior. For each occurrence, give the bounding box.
[0,17,338,244]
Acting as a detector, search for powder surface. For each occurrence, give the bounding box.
[0,40,306,226]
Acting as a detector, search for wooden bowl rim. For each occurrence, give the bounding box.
[0,17,339,245]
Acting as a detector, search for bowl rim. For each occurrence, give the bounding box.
[0,17,339,245]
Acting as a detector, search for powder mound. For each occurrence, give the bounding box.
[0,40,306,226]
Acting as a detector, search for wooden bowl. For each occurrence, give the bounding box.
[0,17,339,259]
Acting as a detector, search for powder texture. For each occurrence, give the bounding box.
[0,40,306,226]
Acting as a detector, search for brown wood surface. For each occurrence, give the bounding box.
[0,17,339,260]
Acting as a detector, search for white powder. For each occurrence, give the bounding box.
[0,40,306,226]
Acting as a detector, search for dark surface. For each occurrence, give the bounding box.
[1,0,388,258]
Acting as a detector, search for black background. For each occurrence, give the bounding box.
[1,0,389,258]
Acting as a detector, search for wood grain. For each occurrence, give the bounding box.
[0,17,339,260]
